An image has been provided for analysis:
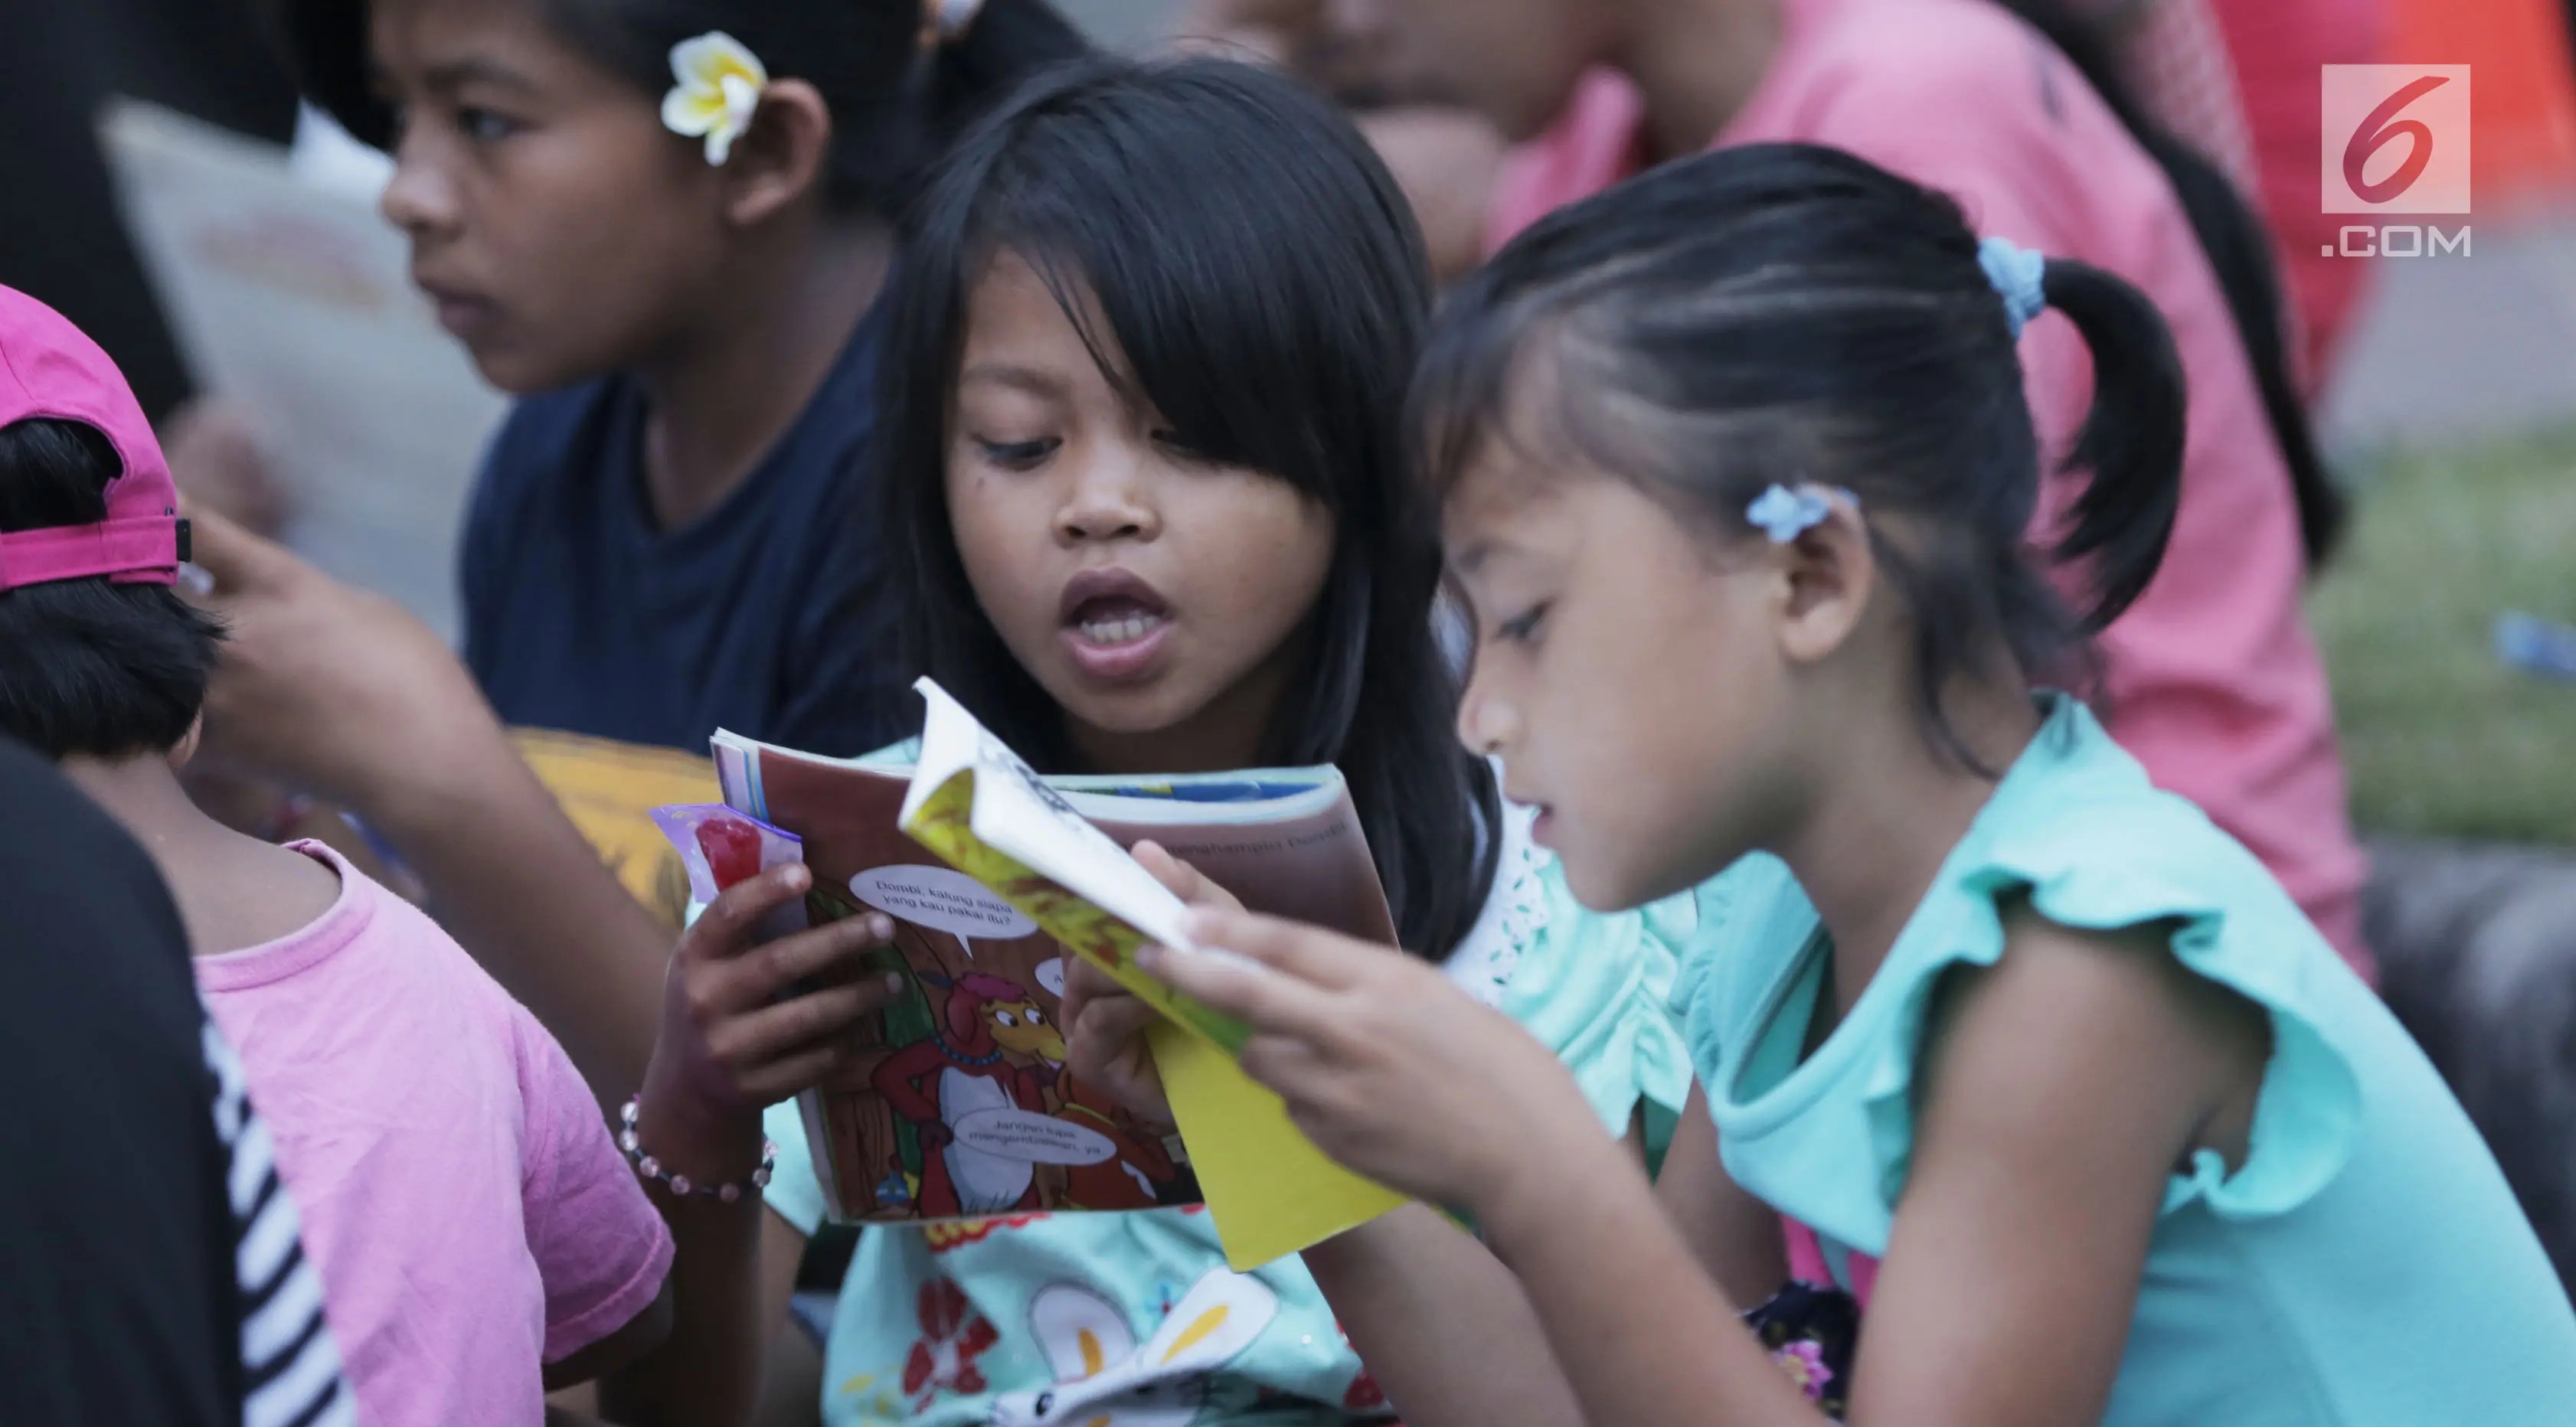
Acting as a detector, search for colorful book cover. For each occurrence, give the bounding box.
[711,681,1407,1267]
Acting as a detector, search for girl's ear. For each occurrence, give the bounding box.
[721,77,835,228]
[1773,499,1875,666]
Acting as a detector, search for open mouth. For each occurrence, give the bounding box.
[1058,568,1174,682]
[1074,604,1169,647]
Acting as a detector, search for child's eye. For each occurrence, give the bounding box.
[975,437,1059,470]
[1495,602,1551,646]
[456,106,521,143]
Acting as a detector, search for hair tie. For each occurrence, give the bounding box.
[1746,483,1858,544]
[662,31,767,165]
[1977,236,2049,338]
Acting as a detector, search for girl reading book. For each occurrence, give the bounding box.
[1066,146,2576,1426]
[724,57,1694,1427]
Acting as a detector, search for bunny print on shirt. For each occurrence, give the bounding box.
[987,1270,1280,1427]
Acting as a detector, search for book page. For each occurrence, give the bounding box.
[98,100,505,643]
[907,679,1196,946]
[732,747,1204,1223]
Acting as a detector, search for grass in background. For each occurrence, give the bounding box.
[2310,426,2576,847]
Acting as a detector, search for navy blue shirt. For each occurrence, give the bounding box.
[460,304,905,759]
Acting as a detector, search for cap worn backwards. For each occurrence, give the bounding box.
[0,285,185,594]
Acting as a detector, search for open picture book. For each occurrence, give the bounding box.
[700,679,1406,1269]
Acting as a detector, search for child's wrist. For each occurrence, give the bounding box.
[632,1066,767,1190]
[622,1092,773,1203]
[1466,1144,1594,1255]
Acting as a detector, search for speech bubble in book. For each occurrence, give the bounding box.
[1035,956,1067,998]
[953,1107,1116,1165]
[848,865,1038,949]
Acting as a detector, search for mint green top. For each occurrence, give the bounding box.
[767,794,1693,1425]
[1679,695,2576,1424]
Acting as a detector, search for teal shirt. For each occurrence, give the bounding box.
[766,798,1693,1426]
[1681,696,2576,1424]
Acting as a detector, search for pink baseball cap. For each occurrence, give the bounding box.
[0,284,185,592]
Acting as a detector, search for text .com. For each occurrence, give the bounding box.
[2322,64,2472,259]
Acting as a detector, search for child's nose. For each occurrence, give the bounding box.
[1054,464,1160,545]
[379,145,460,241]
[1455,670,1517,756]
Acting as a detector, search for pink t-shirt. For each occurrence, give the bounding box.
[198,842,674,1425]
[1488,0,2370,974]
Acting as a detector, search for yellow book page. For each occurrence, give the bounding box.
[903,773,1250,1051]
[1152,1024,1407,1271]
[512,728,720,927]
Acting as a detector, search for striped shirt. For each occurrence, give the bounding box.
[202,1020,358,1427]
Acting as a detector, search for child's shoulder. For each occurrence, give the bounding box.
[172,831,347,958]
[1965,700,2302,942]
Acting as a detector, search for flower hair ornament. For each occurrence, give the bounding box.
[662,31,768,165]
[1976,235,2049,338]
[1745,482,1858,544]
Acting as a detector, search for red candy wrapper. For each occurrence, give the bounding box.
[651,804,805,907]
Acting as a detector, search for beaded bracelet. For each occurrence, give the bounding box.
[619,1095,776,1203]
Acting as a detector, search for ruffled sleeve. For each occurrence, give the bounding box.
[1470,805,1695,1136]
[1856,798,2365,1226]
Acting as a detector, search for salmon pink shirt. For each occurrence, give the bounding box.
[1489,0,2370,973]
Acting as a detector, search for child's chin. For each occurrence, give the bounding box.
[1558,854,1645,916]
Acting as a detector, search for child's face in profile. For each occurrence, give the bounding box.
[1443,439,1802,913]
[944,251,1338,772]
[370,0,739,392]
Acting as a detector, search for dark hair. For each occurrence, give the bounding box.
[264,0,1089,212]
[1996,0,2345,565]
[1415,143,2185,772]
[878,56,1501,958]
[0,420,227,759]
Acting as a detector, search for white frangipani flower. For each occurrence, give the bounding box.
[661,31,767,166]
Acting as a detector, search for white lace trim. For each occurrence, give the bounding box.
[1441,796,1552,1008]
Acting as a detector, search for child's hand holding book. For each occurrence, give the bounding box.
[1134,904,1617,1239]
[1060,841,1248,1125]
[635,860,904,1191]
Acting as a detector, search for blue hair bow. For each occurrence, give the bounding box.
[1746,483,1857,543]
[1977,236,2049,338]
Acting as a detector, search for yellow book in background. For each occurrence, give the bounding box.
[514,728,719,926]
[897,679,1405,1269]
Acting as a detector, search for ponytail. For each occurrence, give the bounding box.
[1992,0,2346,567]
[2038,256,2185,634]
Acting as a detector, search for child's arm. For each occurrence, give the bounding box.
[184,508,670,1105]
[1149,906,2259,1427]
[1306,1096,1793,1427]
[593,866,901,1427]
